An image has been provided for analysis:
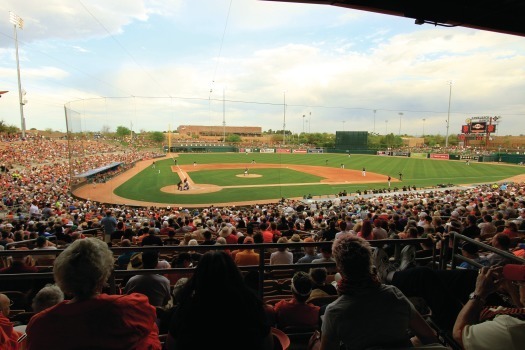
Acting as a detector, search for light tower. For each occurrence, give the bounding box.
[10,12,26,138]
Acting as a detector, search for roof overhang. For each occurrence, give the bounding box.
[262,0,525,37]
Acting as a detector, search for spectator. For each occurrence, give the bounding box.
[141,228,164,246]
[25,238,161,349]
[311,242,336,274]
[234,236,259,266]
[296,237,318,264]
[273,271,320,331]
[308,267,338,299]
[100,210,117,243]
[0,293,22,350]
[270,237,293,265]
[459,242,490,270]
[319,235,438,349]
[124,250,171,307]
[165,251,273,350]
[31,284,64,313]
[453,265,525,349]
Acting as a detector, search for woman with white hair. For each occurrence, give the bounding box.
[25,238,161,350]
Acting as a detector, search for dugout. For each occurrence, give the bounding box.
[335,131,368,150]
[71,161,123,190]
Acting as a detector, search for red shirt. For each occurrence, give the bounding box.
[274,298,320,330]
[262,230,274,243]
[26,293,161,350]
[0,314,21,350]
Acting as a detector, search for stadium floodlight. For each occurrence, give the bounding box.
[445,81,453,147]
[10,12,26,138]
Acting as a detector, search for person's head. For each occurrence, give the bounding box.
[253,232,263,243]
[360,220,373,238]
[173,252,192,268]
[309,267,328,286]
[303,237,316,255]
[215,237,227,245]
[491,233,511,251]
[505,221,518,232]
[121,239,131,247]
[460,242,479,257]
[318,242,332,258]
[203,230,212,240]
[219,227,231,238]
[36,235,48,248]
[291,271,313,303]
[142,250,160,269]
[332,235,375,283]
[53,238,114,300]
[31,284,64,313]
[0,293,11,317]
[277,236,288,251]
[180,251,245,300]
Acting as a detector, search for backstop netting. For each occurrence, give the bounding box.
[64,105,89,191]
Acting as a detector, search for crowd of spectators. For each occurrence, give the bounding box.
[1,135,525,349]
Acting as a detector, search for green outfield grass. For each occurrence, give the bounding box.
[113,153,525,205]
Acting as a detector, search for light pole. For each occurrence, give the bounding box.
[445,81,452,147]
[283,92,286,145]
[309,111,311,133]
[422,118,426,137]
[302,114,305,134]
[222,88,226,142]
[10,12,26,139]
[373,110,377,133]
[398,112,403,135]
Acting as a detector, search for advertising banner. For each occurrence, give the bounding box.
[260,148,275,153]
[293,149,307,153]
[392,152,410,157]
[308,148,324,154]
[377,151,387,156]
[430,153,450,160]
[276,148,291,153]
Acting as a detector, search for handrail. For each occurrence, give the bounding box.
[0,237,435,298]
[450,232,525,269]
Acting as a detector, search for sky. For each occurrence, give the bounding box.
[1,0,524,137]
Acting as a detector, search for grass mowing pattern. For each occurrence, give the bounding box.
[113,153,525,205]
[189,168,323,186]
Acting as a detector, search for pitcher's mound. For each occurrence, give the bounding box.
[236,174,262,178]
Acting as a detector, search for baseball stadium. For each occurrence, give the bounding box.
[2,1,525,350]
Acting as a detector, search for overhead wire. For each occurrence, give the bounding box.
[79,0,172,97]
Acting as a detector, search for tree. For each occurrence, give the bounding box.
[226,134,242,142]
[116,126,131,138]
[148,131,165,143]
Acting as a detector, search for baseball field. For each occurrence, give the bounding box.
[73,153,525,208]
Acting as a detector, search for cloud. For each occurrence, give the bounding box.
[0,1,523,136]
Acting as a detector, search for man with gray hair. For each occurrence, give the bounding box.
[32,284,64,313]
